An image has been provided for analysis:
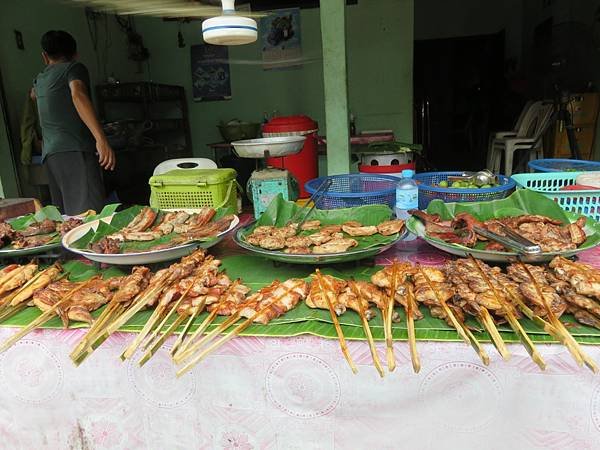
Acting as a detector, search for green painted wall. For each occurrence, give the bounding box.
[0,93,17,197]
[0,0,414,188]
[135,0,414,157]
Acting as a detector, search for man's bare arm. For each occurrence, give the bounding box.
[69,79,115,170]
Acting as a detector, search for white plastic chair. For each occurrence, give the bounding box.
[152,158,217,176]
[486,101,537,169]
[488,101,554,176]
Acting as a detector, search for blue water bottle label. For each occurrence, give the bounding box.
[396,189,418,209]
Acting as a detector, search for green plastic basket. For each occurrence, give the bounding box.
[149,168,239,210]
[510,171,600,221]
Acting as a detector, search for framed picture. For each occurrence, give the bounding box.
[260,8,302,70]
[190,44,232,101]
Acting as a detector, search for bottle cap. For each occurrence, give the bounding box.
[401,169,414,178]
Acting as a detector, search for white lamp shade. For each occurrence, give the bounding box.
[202,15,258,45]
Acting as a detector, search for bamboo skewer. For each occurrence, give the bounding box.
[468,256,544,369]
[138,313,187,367]
[418,265,490,365]
[175,279,307,376]
[175,300,275,377]
[140,266,213,353]
[451,266,510,361]
[349,280,385,378]
[477,307,511,361]
[170,302,205,356]
[501,282,586,366]
[174,312,241,363]
[172,307,220,359]
[403,282,421,373]
[385,262,399,372]
[120,302,169,360]
[315,270,358,374]
[0,277,99,354]
[71,304,127,365]
[104,277,172,336]
[518,262,598,373]
[71,301,121,360]
[0,264,59,310]
[75,278,172,363]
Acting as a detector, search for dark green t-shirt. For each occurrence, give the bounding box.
[34,61,95,160]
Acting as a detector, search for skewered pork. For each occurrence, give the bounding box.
[371,264,423,319]
[33,277,116,326]
[306,274,347,315]
[0,264,37,295]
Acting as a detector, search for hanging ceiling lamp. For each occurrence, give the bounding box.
[202,0,258,46]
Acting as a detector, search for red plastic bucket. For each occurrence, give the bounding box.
[263,115,318,198]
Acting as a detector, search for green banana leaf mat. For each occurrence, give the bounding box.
[2,255,600,345]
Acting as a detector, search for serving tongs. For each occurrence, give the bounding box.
[447,170,498,187]
[287,178,333,229]
[473,224,542,256]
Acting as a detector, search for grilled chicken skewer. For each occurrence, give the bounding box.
[176,278,308,376]
[175,279,297,363]
[171,279,250,361]
[349,280,385,377]
[372,262,426,371]
[312,270,358,374]
[468,256,545,369]
[416,265,490,365]
[70,266,151,363]
[138,258,237,365]
[0,264,62,323]
[446,261,510,361]
[403,281,421,373]
[0,277,101,354]
[104,249,207,337]
[517,262,598,373]
[0,263,38,296]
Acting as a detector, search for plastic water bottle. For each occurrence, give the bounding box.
[395,169,418,220]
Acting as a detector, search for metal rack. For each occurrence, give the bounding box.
[96,82,192,205]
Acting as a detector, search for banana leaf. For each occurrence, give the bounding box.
[407,189,600,252]
[71,205,234,251]
[7,205,64,230]
[82,203,122,223]
[241,194,399,251]
[3,254,600,344]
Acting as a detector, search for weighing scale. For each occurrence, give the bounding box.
[231,136,305,218]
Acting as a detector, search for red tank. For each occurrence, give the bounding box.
[263,115,318,198]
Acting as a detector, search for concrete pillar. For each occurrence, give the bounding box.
[320,0,350,175]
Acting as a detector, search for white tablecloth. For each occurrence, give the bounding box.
[1,327,600,449]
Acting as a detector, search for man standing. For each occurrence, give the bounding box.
[33,30,115,215]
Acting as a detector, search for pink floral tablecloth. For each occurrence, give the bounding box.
[2,236,600,449]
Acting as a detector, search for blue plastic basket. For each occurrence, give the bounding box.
[511,171,600,221]
[528,159,600,173]
[413,172,516,209]
[304,174,397,209]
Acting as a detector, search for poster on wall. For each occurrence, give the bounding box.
[190,44,231,101]
[260,8,302,70]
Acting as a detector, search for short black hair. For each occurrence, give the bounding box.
[41,30,77,60]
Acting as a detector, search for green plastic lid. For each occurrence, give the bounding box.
[149,168,237,187]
